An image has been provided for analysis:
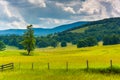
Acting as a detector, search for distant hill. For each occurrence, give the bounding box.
[65,17,120,33]
[56,17,120,42]
[0,21,87,36]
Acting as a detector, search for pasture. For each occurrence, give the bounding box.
[0,44,120,80]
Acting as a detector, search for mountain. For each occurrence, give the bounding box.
[68,17,120,34]
[0,21,87,36]
[56,17,120,43]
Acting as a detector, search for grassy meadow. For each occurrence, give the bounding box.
[0,43,120,80]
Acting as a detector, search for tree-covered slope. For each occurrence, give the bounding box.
[57,17,120,43]
[66,17,120,33]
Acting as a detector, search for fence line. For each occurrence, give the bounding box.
[0,60,117,72]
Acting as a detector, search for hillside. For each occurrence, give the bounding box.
[56,17,120,43]
[66,17,120,33]
[0,21,87,36]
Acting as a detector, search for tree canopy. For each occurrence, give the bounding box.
[0,41,6,51]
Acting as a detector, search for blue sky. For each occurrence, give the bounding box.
[0,0,120,30]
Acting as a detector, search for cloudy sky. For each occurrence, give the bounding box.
[0,0,120,30]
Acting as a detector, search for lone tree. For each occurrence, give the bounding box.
[0,41,6,51]
[21,25,36,55]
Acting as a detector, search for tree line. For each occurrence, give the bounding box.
[0,33,120,51]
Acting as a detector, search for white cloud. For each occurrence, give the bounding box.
[0,21,27,30]
[78,0,101,14]
[55,2,76,14]
[28,0,46,8]
[0,0,28,30]
[63,7,76,14]
[76,0,120,20]
[39,18,72,28]
[0,1,13,18]
[9,21,27,29]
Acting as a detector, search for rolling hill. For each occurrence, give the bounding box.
[66,17,120,33]
[56,17,120,43]
[0,21,87,36]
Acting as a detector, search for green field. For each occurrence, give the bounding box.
[0,44,120,80]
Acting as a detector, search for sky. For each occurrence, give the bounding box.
[0,0,120,30]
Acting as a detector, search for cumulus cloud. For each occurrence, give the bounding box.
[78,0,101,14]
[63,7,76,14]
[28,0,46,8]
[77,0,120,20]
[0,0,28,30]
[39,18,72,28]
[55,2,76,14]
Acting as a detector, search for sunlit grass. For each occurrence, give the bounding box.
[0,44,120,80]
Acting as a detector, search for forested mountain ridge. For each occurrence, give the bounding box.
[65,17,120,33]
[56,17,120,43]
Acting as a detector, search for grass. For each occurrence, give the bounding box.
[70,27,88,33]
[0,44,120,79]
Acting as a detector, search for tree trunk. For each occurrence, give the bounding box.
[28,50,30,55]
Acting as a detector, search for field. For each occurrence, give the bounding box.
[0,44,120,80]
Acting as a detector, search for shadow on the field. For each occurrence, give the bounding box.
[20,52,34,56]
[83,66,120,74]
[20,52,29,56]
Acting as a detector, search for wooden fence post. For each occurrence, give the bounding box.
[19,62,21,70]
[66,62,68,71]
[110,60,112,71]
[48,63,50,70]
[86,60,89,70]
[12,63,14,70]
[1,65,3,72]
[32,63,34,70]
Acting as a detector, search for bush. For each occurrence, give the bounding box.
[61,41,67,47]
[77,40,87,48]
[0,41,6,51]
[77,37,98,48]
[51,40,58,48]
[86,37,98,46]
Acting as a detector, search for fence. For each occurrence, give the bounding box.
[0,63,14,71]
[17,60,114,71]
[0,60,115,72]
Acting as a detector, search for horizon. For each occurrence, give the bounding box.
[0,0,120,30]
